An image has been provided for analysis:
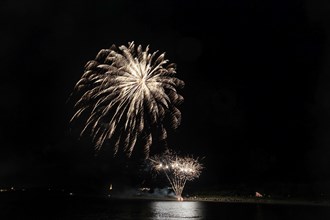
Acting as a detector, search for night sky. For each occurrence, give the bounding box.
[1,0,330,193]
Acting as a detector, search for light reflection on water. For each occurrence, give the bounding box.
[150,201,204,219]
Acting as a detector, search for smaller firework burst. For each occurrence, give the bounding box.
[149,149,203,200]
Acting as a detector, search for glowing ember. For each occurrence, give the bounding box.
[71,42,184,157]
[149,149,203,200]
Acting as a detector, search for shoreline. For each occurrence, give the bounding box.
[2,190,330,207]
[110,194,330,207]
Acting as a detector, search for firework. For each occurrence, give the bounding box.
[71,42,184,156]
[149,150,203,200]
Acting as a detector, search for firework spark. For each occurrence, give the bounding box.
[71,42,184,157]
[149,150,203,200]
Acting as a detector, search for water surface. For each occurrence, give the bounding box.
[1,194,330,219]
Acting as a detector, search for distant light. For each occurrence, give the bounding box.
[69,192,73,196]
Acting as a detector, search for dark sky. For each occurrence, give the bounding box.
[1,0,330,192]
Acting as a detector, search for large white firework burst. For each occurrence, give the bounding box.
[71,42,184,157]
